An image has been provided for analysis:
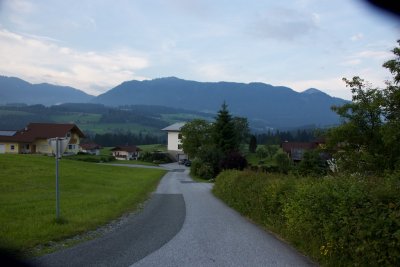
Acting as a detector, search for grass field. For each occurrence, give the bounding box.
[138,144,167,152]
[50,113,101,124]
[0,110,32,116]
[79,123,161,135]
[0,154,166,255]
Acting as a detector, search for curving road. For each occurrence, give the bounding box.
[33,163,315,267]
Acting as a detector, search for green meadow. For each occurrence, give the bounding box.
[0,154,166,255]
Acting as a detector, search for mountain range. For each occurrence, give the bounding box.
[0,76,93,106]
[0,76,347,129]
[92,77,347,129]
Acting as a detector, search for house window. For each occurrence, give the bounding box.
[66,132,71,138]
[178,144,182,150]
[10,145,15,150]
[68,144,75,150]
[178,133,182,140]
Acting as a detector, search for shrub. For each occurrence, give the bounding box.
[65,154,115,163]
[219,151,248,171]
[190,158,215,180]
[138,152,172,164]
[275,152,292,174]
[296,150,328,177]
[213,170,400,266]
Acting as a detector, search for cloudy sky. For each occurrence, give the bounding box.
[0,0,399,99]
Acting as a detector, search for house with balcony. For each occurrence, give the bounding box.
[0,123,85,155]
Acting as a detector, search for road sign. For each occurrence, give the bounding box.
[48,137,70,220]
[48,137,70,158]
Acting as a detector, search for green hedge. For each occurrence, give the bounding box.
[213,170,400,266]
[65,154,115,163]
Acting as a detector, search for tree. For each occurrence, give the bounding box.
[381,40,400,169]
[329,77,385,173]
[219,151,248,171]
[296,150,327,177]
[213,102,239,154]
[256,146,268,160]
[182,102,250,179]
[265,145,279,159]
[180,119,213,158]
[275,152,292,174]
[249,135,257,153]
[328,40,400,174]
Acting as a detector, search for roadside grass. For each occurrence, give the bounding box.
[106,160,157,166]
[0,154,166,256]
[190,173,213,183]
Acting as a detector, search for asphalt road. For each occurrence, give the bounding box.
[33,163,315,267]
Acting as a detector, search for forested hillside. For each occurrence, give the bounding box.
[93,77,347,128]
[0,76,93,105]
[0,103,213,139]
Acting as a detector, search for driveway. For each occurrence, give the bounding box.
[33,163,315,267]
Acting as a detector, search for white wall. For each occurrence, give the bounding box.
[167,132,182,151]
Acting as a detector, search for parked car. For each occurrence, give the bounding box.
[184,160,191,167]
[178,159,187,165]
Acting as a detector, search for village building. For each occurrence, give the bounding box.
[80,143,102,155]
[281,142,318,162]
[161,122,187,162]
[0,123,84,155]
[111,145,141,160]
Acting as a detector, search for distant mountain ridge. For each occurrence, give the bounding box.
[92,77,347,128]
[0,76,94,105]
[0,75,347,129]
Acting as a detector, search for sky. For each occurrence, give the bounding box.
[0,0,399,99]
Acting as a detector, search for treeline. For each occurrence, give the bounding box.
[90,132,165,147]
[119,104,214,118]
[255,128,318,145]
[99,109,168,128]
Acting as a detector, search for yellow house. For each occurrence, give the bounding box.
[0,131,19,154]
[0,123,84,155]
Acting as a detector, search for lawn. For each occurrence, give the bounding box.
[0,154,166,255]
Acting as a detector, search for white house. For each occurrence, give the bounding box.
[111,145,141,160]
[80,143,102,155]
[162,122,187,161]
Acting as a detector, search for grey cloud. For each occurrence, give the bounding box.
[249,7,319,41]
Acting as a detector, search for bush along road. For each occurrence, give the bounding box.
[33,163,315,267]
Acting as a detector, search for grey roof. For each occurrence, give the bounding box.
[0,131,16,136]
[162,122,186,132]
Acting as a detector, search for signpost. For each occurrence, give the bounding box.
[48,137,70,220]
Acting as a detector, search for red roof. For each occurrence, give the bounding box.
[80,143,102,150]
[281,142,318,154]
[111,145,141,153]
[0,123,84,143]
